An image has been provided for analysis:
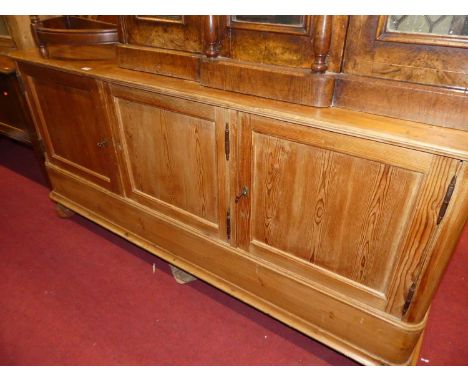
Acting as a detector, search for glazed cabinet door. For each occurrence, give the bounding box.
[109,84,232,242]
[18,63,121,192]
[236,113,461,317]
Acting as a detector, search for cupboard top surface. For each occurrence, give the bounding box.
[9,49,468,161]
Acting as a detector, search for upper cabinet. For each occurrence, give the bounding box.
[117,15,348,107]
[218,15,347,72]
[200,15,348,107]
[343,15,468,88]
[336,15,468,131]
[18,15,466,130]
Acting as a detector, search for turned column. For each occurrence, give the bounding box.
[30,16,48,58]
[312,15,332,73]
[204,15,220,58]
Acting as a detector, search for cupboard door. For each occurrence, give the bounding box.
[19,64,120,192]
[236,114,460,315]
[110,85,231,242]
[0,72,30,143]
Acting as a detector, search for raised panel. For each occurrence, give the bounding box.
[111,86,228,240]
[36,80,108,174]
[251,133,421,292]
[118,99,218,222]
[19,65,119,192]
[237,114,457,313]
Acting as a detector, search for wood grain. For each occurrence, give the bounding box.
[406,161,467,322]
[385,156,460,318]
[249,127,422,294]
[335,74,468,131]
[200,57,335,107]
[337,16,468,129]
[110,84,229,241]
[343,16,468,88]
[117,44,200,80]
[120,16,204,53]
[18,63,121,192]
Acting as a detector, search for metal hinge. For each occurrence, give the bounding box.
[224,123,230,161]
[437,175,457,225]
[226,208,231,240]
[402,281,417,316]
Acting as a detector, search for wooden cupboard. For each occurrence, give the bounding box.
[10,14,468,365]
[237,114,461,317]
[0,17,32,143]
[20,65,121,192]
[0,62,31,143]
[109,84,231,241]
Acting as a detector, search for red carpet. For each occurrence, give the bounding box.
[0,138,467,366]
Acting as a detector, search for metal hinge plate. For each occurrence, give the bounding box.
[402,281,417,316]
[224,123,230,161]
[226,208,231,240]
[437,175,457,225]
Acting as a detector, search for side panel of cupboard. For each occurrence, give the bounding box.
[19,63,122,193]
[109,84,232,242]
[235,113,460,318]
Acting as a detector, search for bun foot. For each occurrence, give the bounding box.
[169,264,197,284]
[55,203,75,218]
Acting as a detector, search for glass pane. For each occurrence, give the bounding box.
[0,16,10,36]
[233,15,304,27]
[387,15,468,37]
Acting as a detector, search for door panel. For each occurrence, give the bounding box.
[19,64,120,192]
[237,113,459,313]
[111,84,230,241]
[251,133,421,292]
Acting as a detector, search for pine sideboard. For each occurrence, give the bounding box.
[9,15,468,365]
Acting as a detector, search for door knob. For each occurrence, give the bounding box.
[235,186,249,203]
[97,139,108,148]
